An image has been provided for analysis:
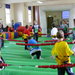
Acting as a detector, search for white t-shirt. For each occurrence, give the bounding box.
[51,27,58,36]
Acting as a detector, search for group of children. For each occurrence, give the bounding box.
[22,21,42,59]
[23,22,75,75]
[0,21,75,75]
[22,21,41,49]
[23,26,75,75]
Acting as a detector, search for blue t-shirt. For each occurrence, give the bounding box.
[28,39,41,54]
[28,39,39,49]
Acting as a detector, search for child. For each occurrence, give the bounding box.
[32,21,40,41]
[23,25,30,50]
[51,25,58,41]
[27,36,42,59]
[51,30,75,75]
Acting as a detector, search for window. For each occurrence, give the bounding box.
[28,6,31,23]
[62,11,70,19]
[5,4,11,25]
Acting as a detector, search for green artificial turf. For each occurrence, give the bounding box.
[0,36,75,75]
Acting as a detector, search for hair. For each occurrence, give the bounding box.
[57,30,64,39]
[25,25,28,29]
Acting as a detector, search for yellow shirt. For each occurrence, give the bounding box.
[51,41,74,65]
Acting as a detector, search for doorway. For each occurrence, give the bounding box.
[47,17,53,33]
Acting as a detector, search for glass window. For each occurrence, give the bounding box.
[5,4,11,25]
[28,6,31,23]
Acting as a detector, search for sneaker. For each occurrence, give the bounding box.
[39,57,43,60]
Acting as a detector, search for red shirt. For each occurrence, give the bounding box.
[23,28,30,36]
[8,27,14,32]
[29,26,32,32]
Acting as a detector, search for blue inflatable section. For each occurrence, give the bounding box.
[6,33,9,39]
[14,22,21,30]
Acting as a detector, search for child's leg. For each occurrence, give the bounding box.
[35,51,41,59]
[66,67,75,75]
[1,36,4,48]
[34,33,38,41]
[1,57,5,63]
[1,39,4,48]
[24,39,28,50]
[58,67,66,75]
[31,53,36,59]
[36,33,38,41]
[33,33,36,40]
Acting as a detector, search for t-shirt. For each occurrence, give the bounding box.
[51,27,58,36]
[32,25,40,33]
[23,29,30,36]
[28,39,41,54]
[51,41,74,65]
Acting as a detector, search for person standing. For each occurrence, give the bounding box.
[51,30,75,75]
[23,25,30,50]
[32,21,40,41]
